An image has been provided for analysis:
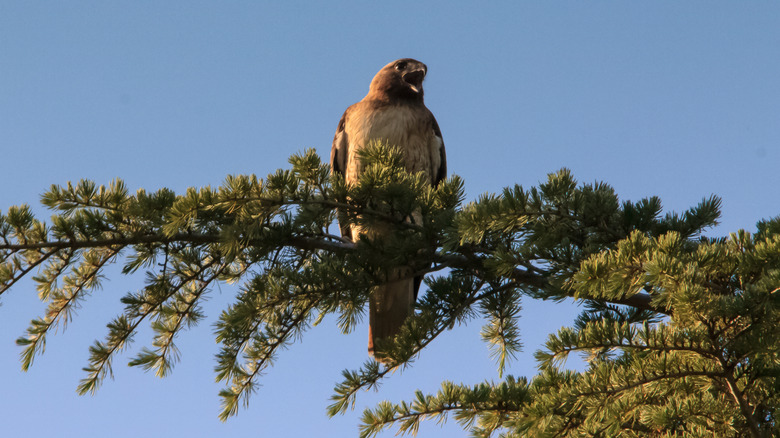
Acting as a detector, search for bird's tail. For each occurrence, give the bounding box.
[368,267,414,363]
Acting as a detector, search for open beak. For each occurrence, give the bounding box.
[402,69,425,93]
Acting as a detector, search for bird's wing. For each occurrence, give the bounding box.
[430,113,446,186]
[331,108,353,240]
[330,110,348,176]
[411,111,446,301]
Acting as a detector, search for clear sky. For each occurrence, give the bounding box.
[1,2,779,437]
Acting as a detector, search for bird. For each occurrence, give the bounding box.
[330,58,446,362]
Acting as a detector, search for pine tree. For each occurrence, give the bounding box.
[1,145,777,437]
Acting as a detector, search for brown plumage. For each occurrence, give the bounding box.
[330,58,446,361]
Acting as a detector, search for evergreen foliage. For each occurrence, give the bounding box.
[1,145,777,437]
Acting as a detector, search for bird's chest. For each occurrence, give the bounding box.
[345,106,433,182]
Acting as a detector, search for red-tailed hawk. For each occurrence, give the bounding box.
[330,58,446,361]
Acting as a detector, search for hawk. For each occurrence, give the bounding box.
[330,58,446,361]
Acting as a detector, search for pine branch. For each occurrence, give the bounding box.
[17,246,121,370]
[218,298,319,421]
[359,378,530,438]
[0,247,60,295]
[5,145,775,436]
[1,230,665,316]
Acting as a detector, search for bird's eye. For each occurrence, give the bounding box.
[395,61,407,70]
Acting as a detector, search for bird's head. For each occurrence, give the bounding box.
[368,58,428,101]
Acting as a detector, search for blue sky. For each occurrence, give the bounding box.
[1,2,779,437]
